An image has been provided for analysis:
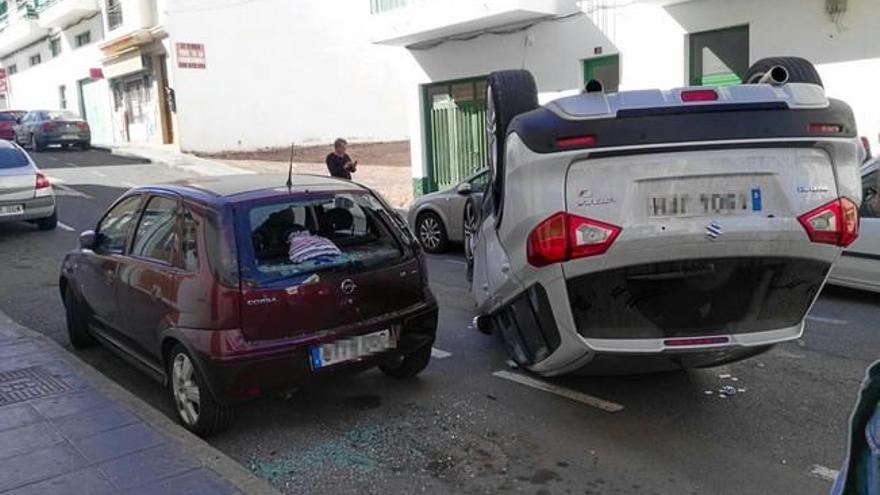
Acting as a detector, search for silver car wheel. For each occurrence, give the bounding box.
[463,200,477,263]
[172,353,201,426]
[419,216,442,250]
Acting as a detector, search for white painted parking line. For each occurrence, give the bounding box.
[806,315,849,325]
[53,183,93,199]
[492,370,625,413]
[431,347,452,359]
[57,222,76,232]
[808,465,839,482]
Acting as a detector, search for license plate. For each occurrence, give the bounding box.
[309,329,394,370]
[0,204,23,216]
[648,189,762,217]
[62,134,78,140]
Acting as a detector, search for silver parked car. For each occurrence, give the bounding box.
[407,169,488,253]
[14,110,91,152]
[470,58,862,374]
[0,140,57,230]
[828,157,880,293]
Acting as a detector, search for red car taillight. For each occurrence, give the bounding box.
[798,197,859,247]
[35,172,51,189]
[41,122,57,131]
[681,89,719,102]
[527,212,622,267]
[76,122,89,130]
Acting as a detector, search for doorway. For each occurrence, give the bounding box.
[583,54,620,92]
[688,25,750,86]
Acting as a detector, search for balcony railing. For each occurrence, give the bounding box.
[107,1,122,30]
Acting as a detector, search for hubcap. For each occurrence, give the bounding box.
[463,202,476,262]
[419,216,442,249]
[172,353,201,426]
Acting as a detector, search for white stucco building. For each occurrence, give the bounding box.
[369,0,880,195]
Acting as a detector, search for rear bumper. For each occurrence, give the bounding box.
[0,196,56,223]
[177,303,438,404]
[39,131,90,143]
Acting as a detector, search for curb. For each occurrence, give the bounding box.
[0,310,281,495]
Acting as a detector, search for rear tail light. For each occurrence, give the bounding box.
[556,135,597,149]
[35,172,51,190]
[41,121,57,131]
[76,122,89,130]
[527,212,621,267]
[808,123,843,135]
[798,197,859,247]
[681,89,718,102]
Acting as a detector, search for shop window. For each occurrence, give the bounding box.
[49,38,61,58]
[75,31,91,48]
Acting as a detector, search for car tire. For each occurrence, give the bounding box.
[416,211,448,253]
[379,344,432,379]
[463,197,478,283]
[167,344,233,437]
[80,141,90,151]
[743,57,823,87]
[64,285,97,349]
[31,134,44,152]
[486,70,539,212]
[36,210,57,231]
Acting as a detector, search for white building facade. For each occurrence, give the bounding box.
[369,0,880,196]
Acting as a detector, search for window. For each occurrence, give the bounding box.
[58,85,67,109]
[583,55,620,93]
[49,38,61,58]
[0,148,29,169]
[470,170,490,193]
[131,196,179,265]
[861,170,879,219]
[7,65,16,75]
[245,192,402,281]
[106,0,123,30]
[182,210,199,271]
[689,25,749,86]
[75,31,91,48]
[29,54,41,67]
[97,196,143,254]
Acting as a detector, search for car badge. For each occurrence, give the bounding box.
[706,220,723,240]
[340,279,357,295]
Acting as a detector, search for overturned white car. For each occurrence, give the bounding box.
[468,57,862,375]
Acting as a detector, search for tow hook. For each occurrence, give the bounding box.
[473,315,492,335]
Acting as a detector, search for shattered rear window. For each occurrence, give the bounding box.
[243,192,402,282]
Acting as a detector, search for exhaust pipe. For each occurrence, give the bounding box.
[757,65,789,86]
[584,79,604,94]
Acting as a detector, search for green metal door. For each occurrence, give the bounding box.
[423,78,488,194]
[583,54,620,92]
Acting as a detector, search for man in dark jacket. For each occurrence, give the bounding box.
[831,361,880,494]
[326,138,357,180]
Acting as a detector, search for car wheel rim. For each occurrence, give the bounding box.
[419,217,441,249]
[172,353,200,426]
[486,86,497,176]
[464,202,476,262]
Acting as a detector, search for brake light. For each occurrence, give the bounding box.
[808,123,843,134]
[76,122,89,130]
[527,212,622,267]
[35,172,51,189]
[41,121,57,131]
[681,89,718,102]
[556,135,597,149]
[798,197,859,247]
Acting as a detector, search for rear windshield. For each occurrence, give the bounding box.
[46,111,80,121]
[243,192,402,283]
[0,148,29,169]
[0,113,18,122]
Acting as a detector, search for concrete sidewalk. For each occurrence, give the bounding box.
[0,310,279,495]
[104,143,253,177]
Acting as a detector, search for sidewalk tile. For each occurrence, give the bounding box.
[0,422,65,461]
[129,469,244,495]
[0,443,86,492]
[29,389,113,419]
[98,444,201,489]
[72,423,165,463]
[52,403,138,439]
[4,468,116,495]
[0,404,42,432]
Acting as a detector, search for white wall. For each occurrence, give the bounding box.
[165,0,416,153]
[3,14,105,114]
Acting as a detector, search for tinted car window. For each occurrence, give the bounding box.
[131,196,179,265]
[97,196,142,254]
[0,148,30,169]
[861,170,879,219]
[245,192,402,282]
[470,171,489,193]
[0,113,17,122]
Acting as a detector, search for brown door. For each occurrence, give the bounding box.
[157,55,174,144]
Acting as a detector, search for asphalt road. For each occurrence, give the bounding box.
[0,148,877,494]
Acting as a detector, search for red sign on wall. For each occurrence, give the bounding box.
[89,68,104,80]
[176,43,206,69]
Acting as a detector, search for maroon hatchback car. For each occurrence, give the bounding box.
[60,175,438,435]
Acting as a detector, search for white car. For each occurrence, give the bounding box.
[469,57,862,374]
[828,157,880,292]
[0,140,56,230]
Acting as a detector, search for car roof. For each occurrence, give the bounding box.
[137,174,369,205]
[0,140,19,150]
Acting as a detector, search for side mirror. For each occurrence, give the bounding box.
[456,182,473,196]
[79,230,97,250]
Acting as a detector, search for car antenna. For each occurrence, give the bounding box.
[286,142,294,192]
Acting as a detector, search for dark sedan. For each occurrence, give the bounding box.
[14,110,91,151]
[0,110,26,140]
[59,174,438,436]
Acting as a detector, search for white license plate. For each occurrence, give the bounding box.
[648,189,763,217]
[309,329,394,369]
[0,204,23,216]
[62,134,78,140]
